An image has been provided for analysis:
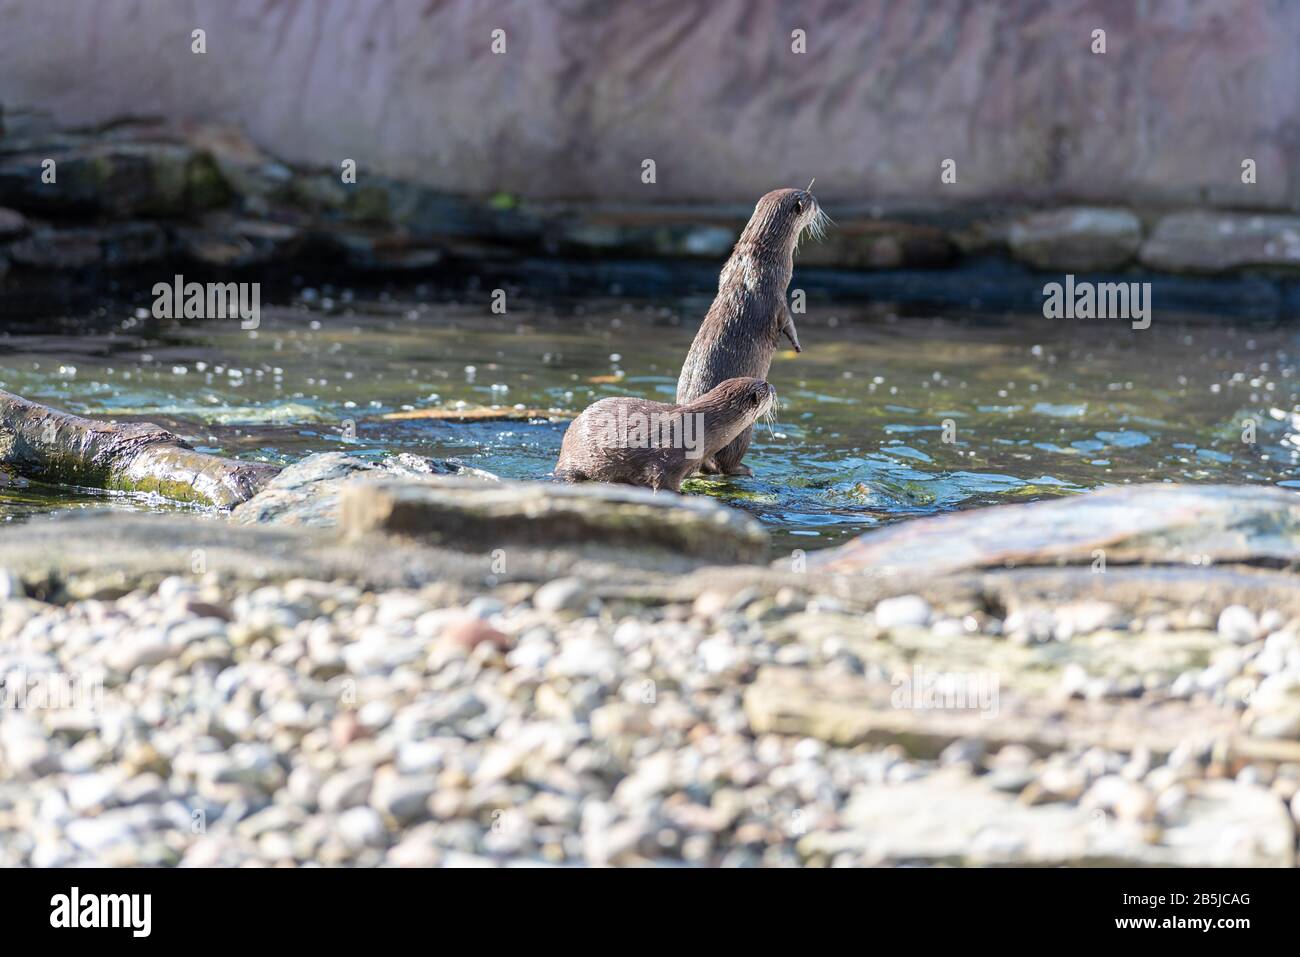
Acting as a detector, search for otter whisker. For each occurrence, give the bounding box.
[761,396,781,437]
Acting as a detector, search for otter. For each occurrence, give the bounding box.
[676,184,828,476]
[555,377,777,493]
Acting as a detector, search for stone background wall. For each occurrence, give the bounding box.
[2,0,1297,207]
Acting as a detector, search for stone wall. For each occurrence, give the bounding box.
[1,0,1297,207]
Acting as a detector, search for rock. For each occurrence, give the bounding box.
[183,123,293,208]
[1007,207,1142,271]
[532,578,589,615]
[7,228,102,268]
[175,214,303,267]
[339,476,769,563]
[103,630,174,673]
[553,211,737,259]
[1217,605,1260,644]
[549,637,618,679]
[0,567,21,600]
[442,617,510,651]
[66,772,119,813]
[1141,212,1300,273]
[0,142,227,216]
[812,484,1300,596]
[116,772,168,805]
[5,222,168,269]
[0,207,26,239]
[1082,775,1155,822]
[743,667,1247,760]
[796,219,955,269]
[1248,674,1300,739]
[318,227,446,271]
[1053,601,1125,640]
[337,806,388,850]
[230,452,489,526]
[873,595,931,628]
[318,768,374,812]
[800,768,1293,866]
[370,770,436,825]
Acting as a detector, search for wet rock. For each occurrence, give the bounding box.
[1141,212,1300,274]
[0,142,228,217]
[6,228,102,269]
[339,476,769,563]
[230,452,488,526]
[553,213,737,259]
[183,124,293,211]
[175,214,303,267]
[0,207,26,239]
[7,222,168,269]
[798,219,956,269]
[335,178,542,244]
[318,227,445,271]
[1007,207,1142,271]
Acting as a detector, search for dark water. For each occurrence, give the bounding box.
[2,290,1298,551]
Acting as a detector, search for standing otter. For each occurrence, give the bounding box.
[676,184,828,476]
[555,377,777,493]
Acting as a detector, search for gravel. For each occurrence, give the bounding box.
[0,575,1297,866]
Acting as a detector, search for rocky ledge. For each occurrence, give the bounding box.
[5,113,1300,315]
[0,472,1297,867]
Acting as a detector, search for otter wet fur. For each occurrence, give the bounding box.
[676,184,829,476]
[555,377,777,493]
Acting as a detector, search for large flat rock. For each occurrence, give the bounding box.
[812,484,1300,577]
[798,769,1294,867]
[744,666,1300,765]
[338,475,769,564]
[1141,212,1300,273]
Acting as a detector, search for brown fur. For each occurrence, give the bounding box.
[555,377,776,492]
[676,186,825,476]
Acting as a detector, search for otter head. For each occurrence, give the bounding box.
[691,376,778,455]
[740,184,830,256]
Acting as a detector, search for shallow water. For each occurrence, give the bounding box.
[2,289,1298,552]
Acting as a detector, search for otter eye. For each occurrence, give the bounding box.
[749,392,761,407]
[794,198,806,212]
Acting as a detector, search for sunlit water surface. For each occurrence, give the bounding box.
[2,291,1297,552]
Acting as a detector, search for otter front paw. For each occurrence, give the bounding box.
[723,463,753,477]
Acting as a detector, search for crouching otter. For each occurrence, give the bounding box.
[676,184,828,477]
[555,377,777,493]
